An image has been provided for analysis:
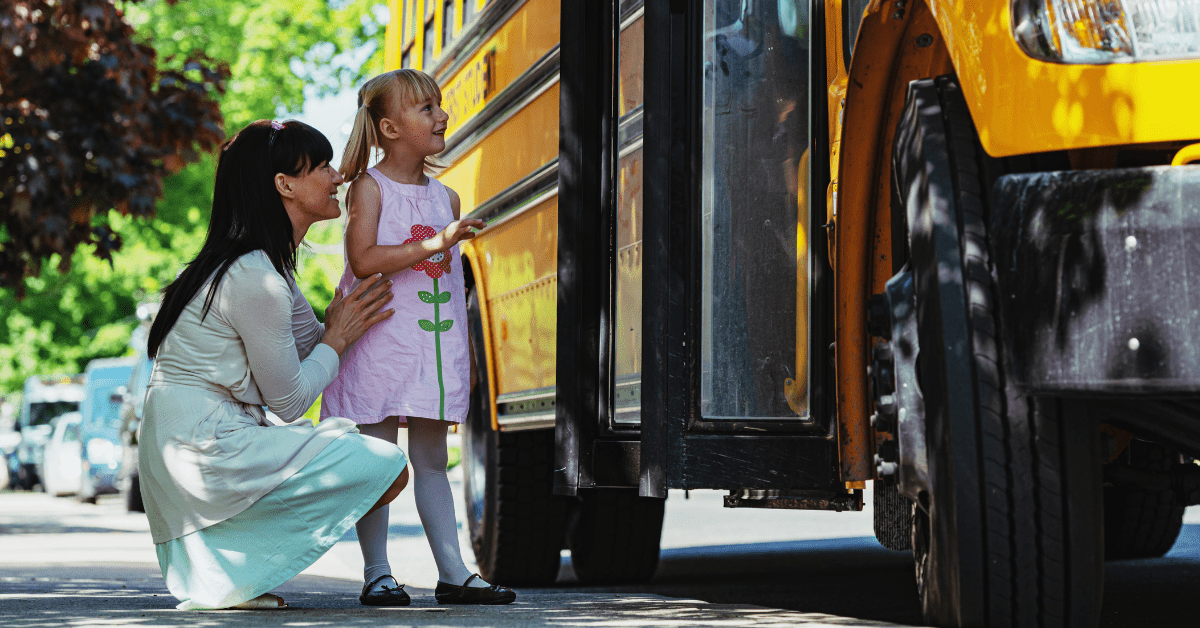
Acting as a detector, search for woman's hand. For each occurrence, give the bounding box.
[434,219,486,251]
[321,274,395,356]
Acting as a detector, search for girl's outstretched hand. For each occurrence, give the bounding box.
[436,219,487,250]
[322,274,395,356]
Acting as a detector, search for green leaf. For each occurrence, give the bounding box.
[436,291,452,304]
[419,291,436,303]
[438,320,454,332]
[418,319,436,332]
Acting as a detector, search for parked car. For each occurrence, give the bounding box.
[76,357,135,504]
[117,305,157,512]
[17,374,85,490]
[39,412,83,497]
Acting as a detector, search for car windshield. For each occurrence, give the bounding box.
[28,401,80,427]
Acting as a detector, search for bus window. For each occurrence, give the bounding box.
[404,0,416,48]
[463,0,478,27]
[701,0,810,419]
[614,1,645,426]
[443,0,456,45]
[424,15,437,69]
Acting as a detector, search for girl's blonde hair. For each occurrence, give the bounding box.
[340,69,446,184]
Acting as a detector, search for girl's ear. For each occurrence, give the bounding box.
[275,173,295,198]
[378,116,403,140]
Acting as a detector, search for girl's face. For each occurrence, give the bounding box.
[389,94,449,158]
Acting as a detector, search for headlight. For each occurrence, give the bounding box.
[1012,0,1200,63]
[86,438,117,467]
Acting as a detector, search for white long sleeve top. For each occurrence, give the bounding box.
[139,251,357,543]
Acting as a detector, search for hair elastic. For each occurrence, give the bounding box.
[268,121,285,147]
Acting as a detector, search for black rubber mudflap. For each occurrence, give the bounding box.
[874,481,912,551]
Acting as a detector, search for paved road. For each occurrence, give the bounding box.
[2,474,1199,627]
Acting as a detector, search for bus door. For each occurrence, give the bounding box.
[555,0,650,495]
[635,0,848,503]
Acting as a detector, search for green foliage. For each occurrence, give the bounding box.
[0,0,387,393]
[1,0,229,291]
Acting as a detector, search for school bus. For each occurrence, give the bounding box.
[390,1,1200,625]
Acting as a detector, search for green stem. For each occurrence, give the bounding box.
[433,277,445,421]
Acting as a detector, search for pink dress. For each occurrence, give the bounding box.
[321,168,470,425]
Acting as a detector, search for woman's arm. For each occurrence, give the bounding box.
[290,280,325,361]
[344,177,484,279]
[224,262,338,422]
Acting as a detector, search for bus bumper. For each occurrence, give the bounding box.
[991,166,1200,396]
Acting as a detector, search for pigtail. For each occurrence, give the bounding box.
[339,102,378,185]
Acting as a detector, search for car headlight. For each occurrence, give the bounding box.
[86,438,117,467]
[1012,0,1200,63]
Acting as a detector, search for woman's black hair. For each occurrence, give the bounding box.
[147,119,334,358]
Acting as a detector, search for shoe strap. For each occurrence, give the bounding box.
[367,575,404,592]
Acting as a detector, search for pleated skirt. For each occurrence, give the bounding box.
[155,432,407,610]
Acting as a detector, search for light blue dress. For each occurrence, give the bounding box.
[140,252,407,610]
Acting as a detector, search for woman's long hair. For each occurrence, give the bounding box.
[147,120,334,358]
[339,69,445,187]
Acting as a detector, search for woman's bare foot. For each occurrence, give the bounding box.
[232,593,287,609]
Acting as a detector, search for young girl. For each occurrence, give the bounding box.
[320,69,514,606]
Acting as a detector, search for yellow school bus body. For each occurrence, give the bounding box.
[389,0,1200,476]
[831,0,1200,480]
[387,0,564,429]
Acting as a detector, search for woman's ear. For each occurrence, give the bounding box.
[275,172,294,198]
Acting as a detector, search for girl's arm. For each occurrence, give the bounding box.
[344,177,484,279]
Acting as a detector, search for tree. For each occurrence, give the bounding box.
[0,0,228,294]
[0,0,387,392]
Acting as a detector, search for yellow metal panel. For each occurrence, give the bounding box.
[929,0,1200,157]
[385,0,403,70]
[437,84,559,215]
[439,0,560,112]
[835,0,953,481]
[469,200,559,395]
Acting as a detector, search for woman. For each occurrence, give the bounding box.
[140,120,408,610]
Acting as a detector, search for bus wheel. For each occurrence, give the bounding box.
[567,489,664,584]
[893,75,1103,627]
[461,290,568,586]
[1104,441,1184,560]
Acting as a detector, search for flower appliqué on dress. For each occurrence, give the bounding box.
[405,224,453,278]
[406,223,454,420]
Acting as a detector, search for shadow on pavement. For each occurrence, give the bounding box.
[0,563,907,627]
[550,537,925,626]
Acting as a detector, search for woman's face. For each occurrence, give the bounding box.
[283,160,344,223]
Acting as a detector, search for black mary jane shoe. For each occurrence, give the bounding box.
[359,575,411,606]
[435,573,516,605]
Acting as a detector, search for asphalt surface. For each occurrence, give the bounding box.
[3,474,1200,627]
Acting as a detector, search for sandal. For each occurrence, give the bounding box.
[232,593,287,609]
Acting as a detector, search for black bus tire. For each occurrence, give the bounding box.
[894,75,1104,627]
[1104,441,1184,560]
[461,290,568,586]
[567,489,664,584]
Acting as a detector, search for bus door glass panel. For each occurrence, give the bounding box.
[613,1,645,426]
[701,0,810,420]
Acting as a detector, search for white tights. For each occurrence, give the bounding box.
[355,416,487,587]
